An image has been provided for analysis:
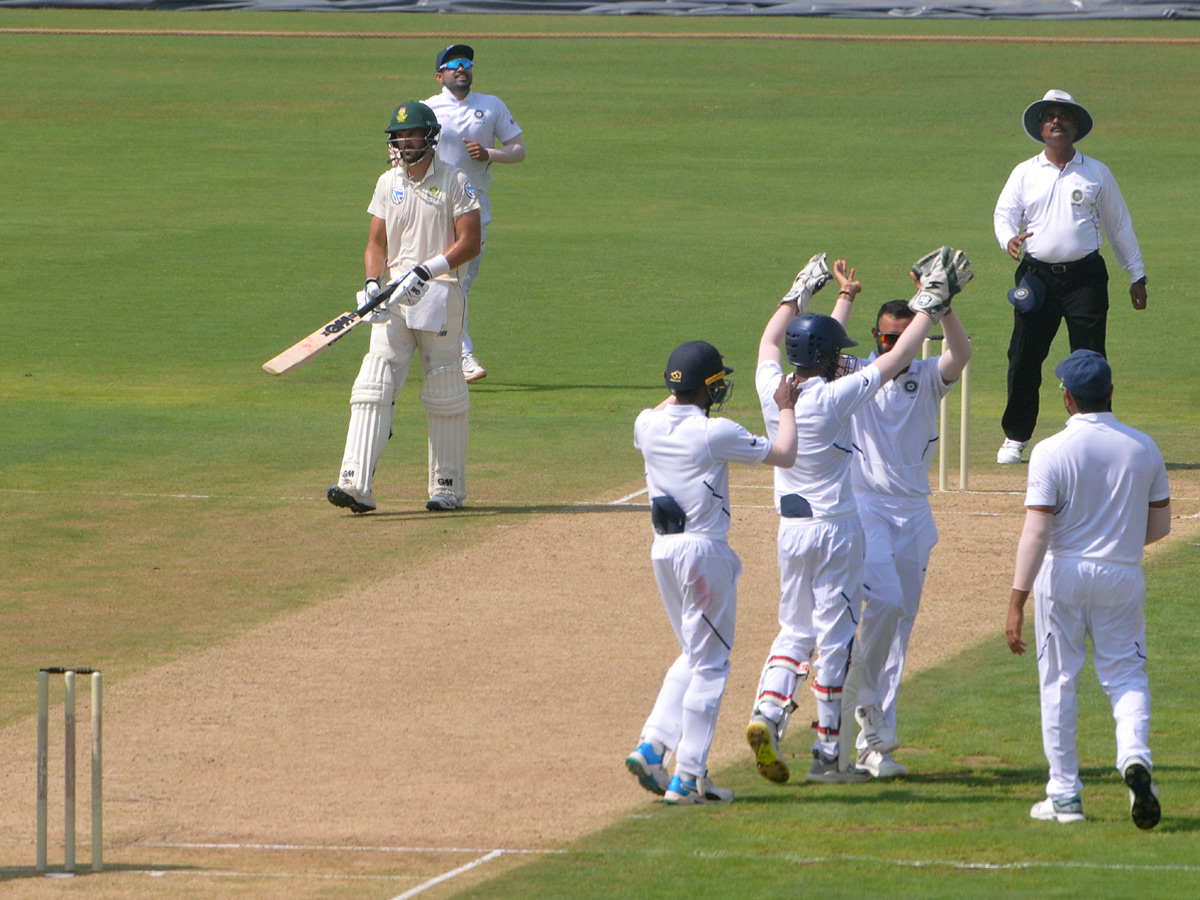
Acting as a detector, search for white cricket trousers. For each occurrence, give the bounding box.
[855,494,938,753]
[640,535,740,779]
[756,513,864,745]
[1034,556,1152,800]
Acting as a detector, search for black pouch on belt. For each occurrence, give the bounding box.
[779,494,814,518]
[650,495,687,534]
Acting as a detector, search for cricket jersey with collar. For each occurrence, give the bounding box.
[634,403,772,539]
[367,156,480,284]
[1025,411,1169,566]
[756,359,882,519]
[424,87,522,206]
[848,354,956,499]
[993,150,1144,280]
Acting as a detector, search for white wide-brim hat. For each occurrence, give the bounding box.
[1023,89,1093,143]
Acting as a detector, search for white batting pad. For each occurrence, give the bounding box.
[339,353,396,497]
[421,365,469,501]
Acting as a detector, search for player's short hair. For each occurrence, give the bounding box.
[876,299,915,326]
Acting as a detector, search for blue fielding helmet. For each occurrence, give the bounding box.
[785,313,858,368]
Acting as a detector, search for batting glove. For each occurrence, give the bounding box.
[385,265,432,311]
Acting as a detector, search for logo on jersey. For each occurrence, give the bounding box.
[428,186,441,200]
[903,378,919,394]
[473,109,485,120]
[392,186,405,204]
[1072,188,1084,203]
[465,183,476,200]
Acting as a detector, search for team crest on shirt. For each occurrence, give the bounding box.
[473,109,485,120]
[465,182,476,199]
[429,186,441,199]
[903,378,919,394]
[1072,188,1084,203]
[392,186,405,204]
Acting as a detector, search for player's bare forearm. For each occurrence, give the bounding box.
[364,216,388,281]
[1006,589,1029,655]
[445,210,482,269]
[830,259,859,328]
[938,309,972,384]
[487,136,526,164]
[759,302,796,366]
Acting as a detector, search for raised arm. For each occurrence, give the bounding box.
[937,308,972,385]
[829,259,861,330]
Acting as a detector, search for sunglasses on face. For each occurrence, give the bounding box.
[439,59,473,71]
[876,332,903,349]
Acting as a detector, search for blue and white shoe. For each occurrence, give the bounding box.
[663,772,734,805]
[625,741,669,796]
[1030,795,1085,824]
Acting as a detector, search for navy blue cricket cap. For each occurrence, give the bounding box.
[1055,349,1112,400]
[436,44,474,70]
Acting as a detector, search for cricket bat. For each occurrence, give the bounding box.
[262,281,400,376]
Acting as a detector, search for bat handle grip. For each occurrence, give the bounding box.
[357,281,400,317]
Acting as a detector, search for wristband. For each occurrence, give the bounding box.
[421,254,451,280]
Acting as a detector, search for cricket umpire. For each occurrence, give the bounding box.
[1006,350,1171,829]
[993,89,1148,465]
[327,101,480,514]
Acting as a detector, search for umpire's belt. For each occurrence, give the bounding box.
[1024,250,1100,276]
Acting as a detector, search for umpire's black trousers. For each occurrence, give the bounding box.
[1003,251,1108,443]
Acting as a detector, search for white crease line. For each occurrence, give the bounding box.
[610,487,648,504]
[143,841,558,855]
[389,849,505,900]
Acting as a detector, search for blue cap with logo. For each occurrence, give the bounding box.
[1055,349,1112,400]
[436,44,474,70]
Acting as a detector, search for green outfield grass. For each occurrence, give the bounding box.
[1,11,1198,895]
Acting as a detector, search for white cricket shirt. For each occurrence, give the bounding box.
[1025,412,1169,566]
[424,88,522,198]
[367,156,480,284]
[634,403,772,539]
[850,354,955,498]
[757,359,882,519]
[993,150,1145,281]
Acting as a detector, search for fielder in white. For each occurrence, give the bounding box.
[1006,349,1170,830]
[828,293,971,779]
[625,340,800,805]
[327,101,481,514]
[425,43,526,384]
[745,248,971,785]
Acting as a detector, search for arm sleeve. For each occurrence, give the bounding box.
[1096,163,1145,281]
[708,417,773,466]
[367,171,389,219]
[1013,509,1054,591]
[493,99,523,144]
[452,170,481,217]
[993,164,1026,251]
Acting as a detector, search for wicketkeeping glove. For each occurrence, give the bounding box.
[908,246,972,322]
[780,252,833,313]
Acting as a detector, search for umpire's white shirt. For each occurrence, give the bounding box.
[850,355,955,498]
[1026,412,1169,566]
[634,404,771,539]
[757,360,881,519]
[425,87,522,211]
[993,150,1145,281]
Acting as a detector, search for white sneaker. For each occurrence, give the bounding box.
[997,438,1028,465]
[461,352,487,383]
[859,749,908,779]
[625,741,670,796]
[425,491,462,511]
[1123,758,1161,830]
[806,747,871,784]
[663,773,734,805]
[746,714,790,784]
[1030,795,1085,824]
[855,704,900,753]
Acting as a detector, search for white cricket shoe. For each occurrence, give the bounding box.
[1030,795,1085,824]
[859,749,908,779]
[780,252,834,312]
[806,747,871,784]
[1123,758,1161,830]
[997,439,1028,465]
[663,772,734,805]
[855,704,900,753]
[327,483,376,514]
[461,352,487,383]
[746,714,790,784]
[425,492,462,511]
